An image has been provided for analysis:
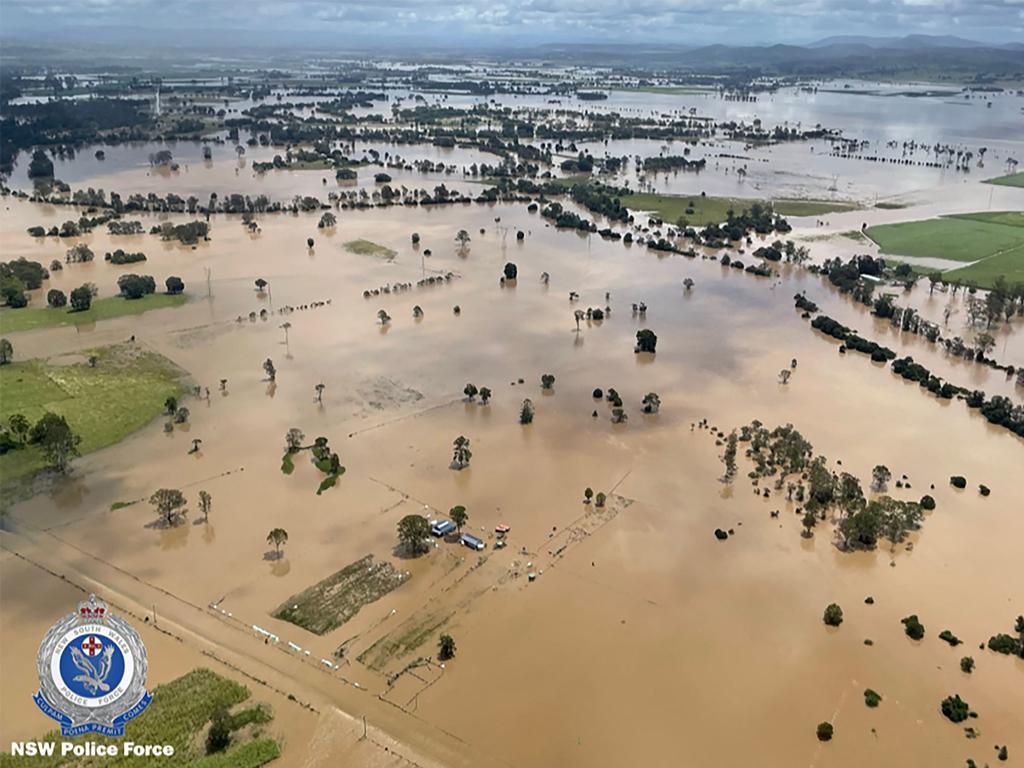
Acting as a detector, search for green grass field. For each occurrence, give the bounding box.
[0,668,279,768]
[0,293,187,334]
[344,239,397,259]
[864,212,1024,289]
[622,193,855,227]
[985,171,1024,188]
[0,344,185,484]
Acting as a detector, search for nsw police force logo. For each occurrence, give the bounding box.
[34,594,153,737]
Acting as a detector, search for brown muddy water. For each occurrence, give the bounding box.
[0,173,1021,768]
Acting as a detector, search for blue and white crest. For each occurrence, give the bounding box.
[34,594,152,737]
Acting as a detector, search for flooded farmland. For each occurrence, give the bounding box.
[1,45,1022,768]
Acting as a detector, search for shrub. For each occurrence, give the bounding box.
[978,485,990,497]
[714,528,728,541]
[206,709,231,754]
[950,476,967,489]
[939,630,962,646]
[46,289,67,308]
[940,694,971,723]
[823,603,844,627]
[816,722,834,741]
[920,495,936,511]
[987,634,1022,655]
[960,656,974,673]
[864,689,882,708]
[902,614,925,640]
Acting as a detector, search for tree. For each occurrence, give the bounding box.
[463,383,478,401]
[377,309,391,324]
[802,511,817,537]
[902,614,925,640]
[816,722,833,742]
[47,289,67,308]
[206,709,231,754]
[198,490,212,522]
[584,487,594,504]
[451,435,472,469]
[411,232,420,245]
[574,309,585,331]
[0,338,12,365]
[595,492,607,508]
[149,488,187,526]
[449,505,468,532]
[263,358,276,381]
[721,431,738,483]
[69,285,92,312]
[318,212,336,229]
[823,603,844,627]
[397,514,430,556]
[871,465,891,492]
[285,428,305,452]
[7,414,30,444]
[280,322,291,345]
[165,276,185,295]
[540,373,555,390]
[255,278,268,292]
[315,383,325,404]
[117,273,157,299]
[635,329,658,353]
[174,407,190,424]
[438,633,456,661]
[28,149,54,178]
[642,392,661,413]
[455,229,471,254]
[164,396,178,415]
[267,527,289,558]
[30,413,81,472]
[778,369,791,385]
[503,262,517,280]
[479,387,492,404]
[519,398,535,424]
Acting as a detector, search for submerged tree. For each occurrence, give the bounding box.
[397,514,431,556]
[449,505,469,532]
[198,490,212,522]
[721,431,738,483]
[455,229,471,255]
[149,488,187,526]
[635,329,658,354]
[479,387,492,404]
[438,633,457,661]
[541,373,556,390]
[871,465,892,493]
[263,358,277,381]
[267,527,289,558]
[451,435,472,469]
[463,383,478,401]
[641,392,661,414]
[519,398,535,424]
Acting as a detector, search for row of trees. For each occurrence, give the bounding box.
[1,412,81,472]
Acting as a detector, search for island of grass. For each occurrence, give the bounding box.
[272,554,408,635]
[344,239,397,260]
[864,211,1024,289]
[985,171,1024,188]
[0,292,187,334]
[0,343,186,487]
[613,85,716,95]
[0,668,279,768]
[621,192,856,227]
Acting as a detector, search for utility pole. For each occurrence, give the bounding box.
[361,714,367,740]
[205,266,212,299]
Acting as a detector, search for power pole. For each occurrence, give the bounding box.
[205,267,212,299]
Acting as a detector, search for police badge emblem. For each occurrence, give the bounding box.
[34,594,153,737]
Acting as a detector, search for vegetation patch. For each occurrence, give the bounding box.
[357,611,451,672]
[622,192,852,228]
[0,668,279,767]
[985,171,1024,188]
[344,239,397,260]
[0,344,186,485]
[0,293,186,333]
[272,554,408,635]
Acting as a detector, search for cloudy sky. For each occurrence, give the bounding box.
[2,0,1022,47]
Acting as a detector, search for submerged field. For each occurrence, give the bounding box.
[1,187,1020,768]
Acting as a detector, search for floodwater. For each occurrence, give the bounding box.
[1,104,1022,768]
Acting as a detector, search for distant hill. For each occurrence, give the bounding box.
[808,34,991,49]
